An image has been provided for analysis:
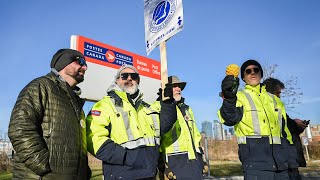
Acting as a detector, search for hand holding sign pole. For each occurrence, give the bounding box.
[144,0,184,101]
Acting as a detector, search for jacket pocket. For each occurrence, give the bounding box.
[247,137,273,163]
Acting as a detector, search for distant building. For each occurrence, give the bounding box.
[0,140,12,157]
[228,128,234,135]
[310,124,320,141]
[213,120,224,140]
[201,121,213,139]
[0,132,13,158]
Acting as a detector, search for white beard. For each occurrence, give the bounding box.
[174,94,181,102]
[121,83,139,95]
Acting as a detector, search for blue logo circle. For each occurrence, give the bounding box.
[149,0,176,33]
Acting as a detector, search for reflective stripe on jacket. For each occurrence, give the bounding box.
[219,84,293,144]
[86,90,162,179]
[87,90,160,154]
[161,105,202,160]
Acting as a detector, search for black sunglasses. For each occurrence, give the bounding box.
[75,57,87,67]
[120,73,139,80]
[245,67,260,74]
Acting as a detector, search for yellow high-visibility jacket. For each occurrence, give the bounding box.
[161,104,202,160]
[218,84,293,144]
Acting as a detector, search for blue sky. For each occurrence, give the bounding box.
[1,1,320,134]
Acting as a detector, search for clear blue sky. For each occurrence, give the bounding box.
[1,1,320,134]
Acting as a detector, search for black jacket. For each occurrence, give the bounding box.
[287,114,307,167]
[8,72,90,180]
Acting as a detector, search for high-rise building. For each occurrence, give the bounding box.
[229,127,234,135]
[213,120,224,140]
[201,121,213,139]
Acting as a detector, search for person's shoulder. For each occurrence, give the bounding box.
[23,74,52,88]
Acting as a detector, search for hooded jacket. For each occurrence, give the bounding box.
[8,71,89,180]
[86,82,176,179]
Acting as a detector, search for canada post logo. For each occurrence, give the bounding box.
[84,42,133,66]
[149,0,177,33]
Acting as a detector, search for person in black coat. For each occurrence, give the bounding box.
[263,77,308,180]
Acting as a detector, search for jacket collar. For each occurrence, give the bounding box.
[244,83,266,94]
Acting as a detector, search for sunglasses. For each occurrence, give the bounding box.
[75,57,87,67]
[120,73,139,80]
[245,67,260,75]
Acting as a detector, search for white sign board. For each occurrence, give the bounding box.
[144,0,184,55]
[70,35,161,103]
[301,136,308,146]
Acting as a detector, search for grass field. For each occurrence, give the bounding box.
[0,172,12,180]
[0,160,319,179]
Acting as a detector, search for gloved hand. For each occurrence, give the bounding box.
[164,164,176,180]
[157,83,174,103]
[221,75,239,103]
[203,162,209,174]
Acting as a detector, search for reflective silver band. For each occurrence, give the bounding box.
[120,137,160,149]
[237,136,281,144]
[114,106,135,141]
[268,93,283,134]
[242,91,261,135]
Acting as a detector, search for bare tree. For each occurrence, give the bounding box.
[262,63,303,112]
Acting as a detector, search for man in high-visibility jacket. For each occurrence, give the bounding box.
[86,64,177,180]
[159,76,207,180]
[263,77,306,180]
[218,60,293,180]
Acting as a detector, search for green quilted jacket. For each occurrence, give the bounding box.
[8,71,90,180]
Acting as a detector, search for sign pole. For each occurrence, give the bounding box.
[305,145,309,161]
[160,41,169,100]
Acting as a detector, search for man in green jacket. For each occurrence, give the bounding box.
[8,49,91,180]
[159,76,207,180]
[218,60,293,180]
[86,64,177,180]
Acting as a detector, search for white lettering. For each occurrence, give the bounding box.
[137,60,147,66]
[152,69,160,75]
[86,44,103,53]
[137,65,150,72]
[152,64,158,70]
[85,52,105,60]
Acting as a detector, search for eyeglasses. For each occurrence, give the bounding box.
[245,67,260,75]
[75,57,87,67]
[120,73,139,80]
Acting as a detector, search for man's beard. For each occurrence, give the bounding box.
[120,82,139,95]
[70,73,84,83]
[173,94,181,102]
[66,68,85,83]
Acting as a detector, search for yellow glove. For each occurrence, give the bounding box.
[203,163,209,174]
[164,164,176,180]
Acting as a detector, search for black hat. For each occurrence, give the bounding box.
[240,59,263,81]
[50,49,85,72]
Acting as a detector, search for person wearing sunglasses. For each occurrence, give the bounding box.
[9,49,91,179]
[157,75,208,180]
[218,59,293,180]
[86,64,177,180]
[263,77,308,180]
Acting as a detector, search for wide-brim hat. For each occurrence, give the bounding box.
[169,75,186,90]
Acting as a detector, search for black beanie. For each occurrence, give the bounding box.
[240,59,263,81]
[50,49,84,72]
